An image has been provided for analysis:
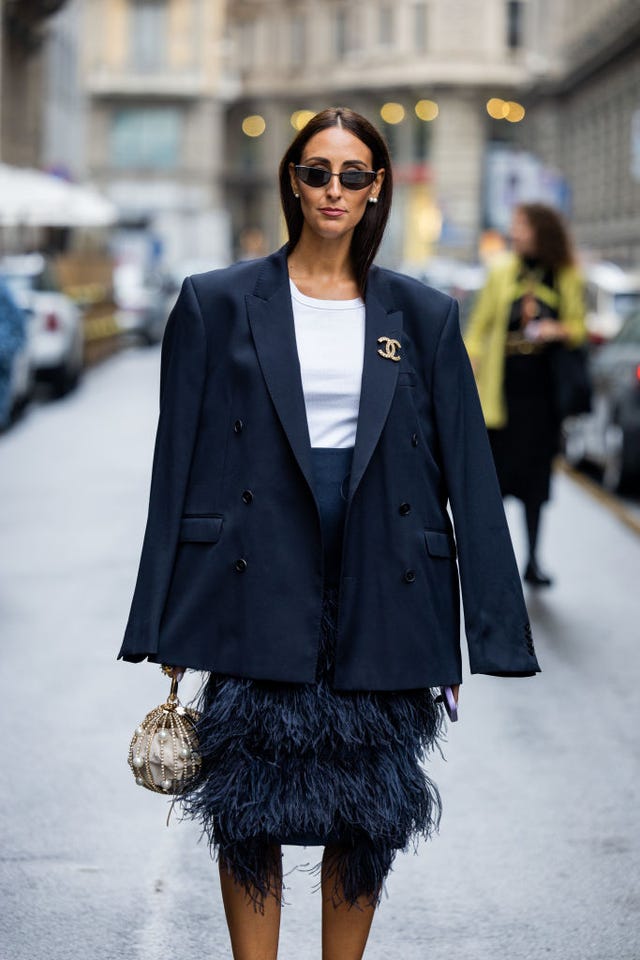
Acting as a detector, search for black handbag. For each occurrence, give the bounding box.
[549,343,592,420]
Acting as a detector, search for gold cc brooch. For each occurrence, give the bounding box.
[377,336,401,362]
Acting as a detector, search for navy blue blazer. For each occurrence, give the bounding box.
[118,246,540,689]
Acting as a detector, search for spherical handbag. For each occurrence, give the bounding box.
[128,667,201,794]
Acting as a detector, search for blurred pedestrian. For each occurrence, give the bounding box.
[120,108,539,960]
[465,203,587,586]
[0,276,27,431]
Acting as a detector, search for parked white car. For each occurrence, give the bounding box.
[8,323,34,414]
[0,254,83,396]
[399,257,486,329]
[583,262,640,343]
[113,262,168,346]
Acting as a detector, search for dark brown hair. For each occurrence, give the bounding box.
[278,107,393,294]
[516,202,575,270]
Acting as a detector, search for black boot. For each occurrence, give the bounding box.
[523,502,553,587]
[523,558,554,588]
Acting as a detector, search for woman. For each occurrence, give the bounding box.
[465,203,587,587]
[119,108,539,960]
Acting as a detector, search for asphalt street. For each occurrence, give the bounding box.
[1,346,639,960]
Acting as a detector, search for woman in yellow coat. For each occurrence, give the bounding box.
[464,203,586,586]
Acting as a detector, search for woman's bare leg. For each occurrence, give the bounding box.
[320,844,379,960]
[219,846,282,960]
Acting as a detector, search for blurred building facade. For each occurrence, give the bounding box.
[524,0,640,264]
[224,0,538,264]
[0,0,73,169]
[1,0,91,256]
[42,0,86,181]
[81,0,230,269]
[224,0,640,268]
[7,1,632,271]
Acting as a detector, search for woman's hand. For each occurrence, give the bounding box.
[451,684,460,704]
[536,319,569,343]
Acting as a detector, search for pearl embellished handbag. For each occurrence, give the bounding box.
[128,667,201,794]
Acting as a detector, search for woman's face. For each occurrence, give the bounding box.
[289,125,384,243]
[510,209,537,257]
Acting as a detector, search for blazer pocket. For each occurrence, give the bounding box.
[424,529,456,559]
[179,515,224,543]
[397,370,416,387]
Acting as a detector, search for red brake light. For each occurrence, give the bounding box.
[636,364,640,382]
[45,311,60,331]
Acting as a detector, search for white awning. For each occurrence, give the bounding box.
[0,164,117,227]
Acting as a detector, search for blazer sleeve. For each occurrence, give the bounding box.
[118,277,207,662]
[432,298,541,677]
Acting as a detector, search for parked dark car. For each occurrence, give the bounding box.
[563,311,640,492]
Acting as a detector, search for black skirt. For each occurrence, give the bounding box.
[489,352,560,507]
[180,447,444,905]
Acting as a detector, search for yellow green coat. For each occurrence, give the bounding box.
[463,253,587,429]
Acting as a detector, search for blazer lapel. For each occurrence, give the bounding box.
[347,271,403,501]
[246,249,403,506]
[246,251,316,497]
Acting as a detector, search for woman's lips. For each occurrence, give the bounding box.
[319,208,346,218]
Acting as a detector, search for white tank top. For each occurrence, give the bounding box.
[290,279,365,448]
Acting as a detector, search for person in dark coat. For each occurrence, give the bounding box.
[119,108,540,960]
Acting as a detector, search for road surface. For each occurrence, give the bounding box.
[1,346,638,960]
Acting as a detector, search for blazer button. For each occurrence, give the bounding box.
[241,489,253,504]
[233,419,244,434]
[403,569,416,583]
[399,502,411,516]
[411,433,419,447]
[235,558,248,572]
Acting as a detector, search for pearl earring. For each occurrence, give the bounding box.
[368,196,378,204]
[294,192,300,198]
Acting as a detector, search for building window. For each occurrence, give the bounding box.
[413,2,428,54]
[130,0,167,71]
[506,0,524,50]
[291,13,306,67]
[378,3,394,47]
[110,107,181,169]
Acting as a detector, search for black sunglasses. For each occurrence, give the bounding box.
[294,165,378,191]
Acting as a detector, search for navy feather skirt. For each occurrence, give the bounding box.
[179,448,445,906]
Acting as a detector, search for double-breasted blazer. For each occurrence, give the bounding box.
[118,246,540,690]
